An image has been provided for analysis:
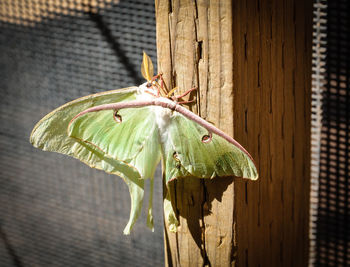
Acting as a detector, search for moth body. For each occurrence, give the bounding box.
[136,82,157,101]
[137,83,174,148]
[153,104,172,146]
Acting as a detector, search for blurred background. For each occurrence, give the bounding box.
[0,0,164,266]
[310,0,350,266]
[0,0,349,266]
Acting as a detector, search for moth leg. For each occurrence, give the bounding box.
[177,99,196,105]
[150,72,162,82]
[173,87,197,100]
[167,86,178,97]
[149,73,161,95]
[151,72,167,97]
[145,90,158,97]
[159,74,164,91]
[157,73,168,96]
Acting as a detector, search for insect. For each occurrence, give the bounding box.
[30,52,258,234]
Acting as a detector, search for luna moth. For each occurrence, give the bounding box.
[30,52,258,234]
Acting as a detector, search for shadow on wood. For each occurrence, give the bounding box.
[165,175,234,248]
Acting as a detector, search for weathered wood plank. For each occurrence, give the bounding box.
[156,0,312,266]
[233,0,312,266]
[156,0,235,266]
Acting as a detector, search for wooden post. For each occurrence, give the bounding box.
[155,0,312,266]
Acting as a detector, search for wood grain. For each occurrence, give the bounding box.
[233,0,312,266]
[156,0,312,266]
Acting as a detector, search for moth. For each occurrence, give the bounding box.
[30,52,258,234]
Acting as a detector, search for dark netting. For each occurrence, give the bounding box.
[0,0,164,266]
[316,0,350,266]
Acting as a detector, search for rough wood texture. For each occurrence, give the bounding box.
[233,0,312,266]
[156,0,235,266]
[155,0,312,266]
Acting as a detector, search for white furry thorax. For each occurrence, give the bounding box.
[137,83,174,145]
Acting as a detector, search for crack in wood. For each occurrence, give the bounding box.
[244,109,248,134]
[200,180,211,267]
[244,33,248,61]
[257,59,261,88]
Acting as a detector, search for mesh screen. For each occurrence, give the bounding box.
[315,0,350,266]
[309,0,327,265]
[0,1,164,266]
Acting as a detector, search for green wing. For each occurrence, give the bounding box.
[161,112,258,231]
[163,112,258,184]
[67,107,161,180]
[30,87,161,234]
